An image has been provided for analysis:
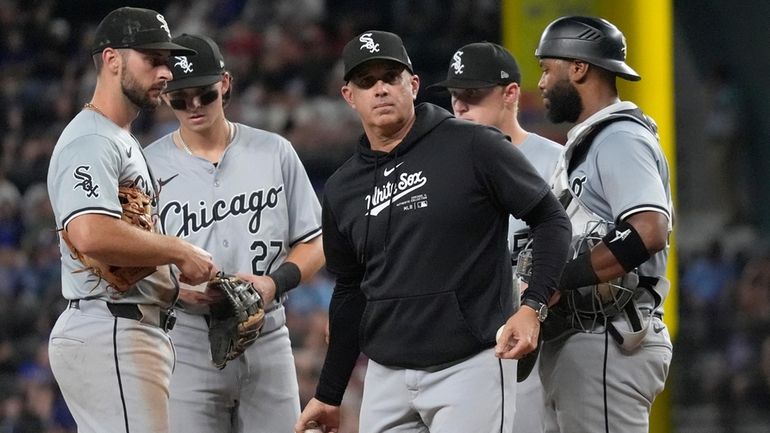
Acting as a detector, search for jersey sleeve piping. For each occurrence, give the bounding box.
[617,204,670,224]
[289,226,322,247]
[62,207,122,229]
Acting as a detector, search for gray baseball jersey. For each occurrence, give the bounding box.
[144,122,321,433]
[47,109,177,433]
[508,133,563,259]
[541,101,673,433]
[145,123,321,298]
[47,109,177,306]
[561,101,672,278]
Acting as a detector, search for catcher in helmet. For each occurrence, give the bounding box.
[534,16,674,433]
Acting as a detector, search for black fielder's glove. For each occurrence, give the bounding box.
[207,273,265,369]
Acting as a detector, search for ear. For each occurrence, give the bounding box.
[569,60,590,83]
[341,85,355,108]
[502,82,520,104]
[410,74,420,100]
[102,48,121,75]
[220,72,232,93]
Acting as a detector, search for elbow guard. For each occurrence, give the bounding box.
[602,220,651,272]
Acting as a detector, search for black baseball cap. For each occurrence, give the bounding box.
[91,7,196,56]
[342,30,413,81]
[165,34,226,92]
[428,42,521,89]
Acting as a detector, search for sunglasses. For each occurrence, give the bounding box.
[167,88,220,111]
[349,67,406,89]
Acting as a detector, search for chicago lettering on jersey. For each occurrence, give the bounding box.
[161,185,284,237]
[125,174,154,198]
[365,171,427,216]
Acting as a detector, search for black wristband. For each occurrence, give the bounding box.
[268,262,302,298]
[601,220,650,272]
[559,252,599,291]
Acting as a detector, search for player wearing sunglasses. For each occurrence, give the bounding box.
[144,33,324,433]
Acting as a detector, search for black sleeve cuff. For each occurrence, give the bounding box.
[314,283,366,406]
[268,261,301,298]
[520,192,572,304]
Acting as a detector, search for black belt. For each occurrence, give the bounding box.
[68,300,176,332]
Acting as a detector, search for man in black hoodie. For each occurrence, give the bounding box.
[295,31,571,433]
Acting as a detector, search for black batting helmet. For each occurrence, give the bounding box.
[535,16,640,81]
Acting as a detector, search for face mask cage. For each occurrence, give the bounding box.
[566,220,638,331]
[516,220,639,332]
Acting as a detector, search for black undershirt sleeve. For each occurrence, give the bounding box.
[519,191,572,305]
[314,275,366,406]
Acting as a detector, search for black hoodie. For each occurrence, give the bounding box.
[317,103,569,405]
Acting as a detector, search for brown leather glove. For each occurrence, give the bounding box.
[61,186,157,292]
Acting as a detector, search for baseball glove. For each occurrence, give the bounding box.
[61,186,157,292]
[207,273,266,369]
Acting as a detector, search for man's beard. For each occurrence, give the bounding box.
[121,68,160,111]
[544,78,582,124]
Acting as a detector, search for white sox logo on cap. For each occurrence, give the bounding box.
[451,50,464,74]
[156,14,171,38]
[174,56,193,74]
[359,33,380,53]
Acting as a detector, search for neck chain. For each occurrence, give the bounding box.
[178,121,234,156]
[83,102,106,117]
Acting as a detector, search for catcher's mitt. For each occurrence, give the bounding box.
[207,274,265,369]
[61,186,157,292]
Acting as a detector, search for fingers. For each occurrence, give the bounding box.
[496,336,535,359]
[235,273,277,304]
[494,311,540,359]
[295,399,339,433]
[178,243,219,285]
[494,325,525,359]
[293,417,313,433]
[294,401,319,433]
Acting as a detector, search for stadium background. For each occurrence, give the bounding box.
[0,1,768,432]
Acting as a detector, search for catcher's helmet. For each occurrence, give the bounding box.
[535,16,641,81]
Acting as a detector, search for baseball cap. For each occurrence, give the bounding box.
[165,34,226,92]
[342,30,413,81]
[91,7,196,56]
[428,42,521,90]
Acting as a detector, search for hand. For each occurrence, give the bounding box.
[175,242,218,285]
[177,287,224,305]
[294,398,340,433]
[495,306,540,360]
[234,272,277,305]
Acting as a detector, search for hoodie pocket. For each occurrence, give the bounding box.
[360,291,485,368]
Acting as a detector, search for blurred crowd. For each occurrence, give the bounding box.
[1,1,769,432]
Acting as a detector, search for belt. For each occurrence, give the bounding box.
[68,299,176,332]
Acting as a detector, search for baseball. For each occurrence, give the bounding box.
[304,420,325,433]
[496,325,505,343]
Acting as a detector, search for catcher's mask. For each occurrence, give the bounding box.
[515,220,638,331]
[564,220,638,331]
